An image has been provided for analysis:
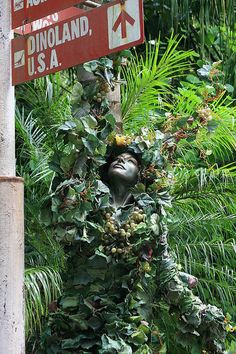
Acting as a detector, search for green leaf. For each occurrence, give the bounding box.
[61,335,85,349]
[60,296,79,311]
[73,101,91,119]
[225,84,234,93]
[82,134,100,154]
[87,316,103,331]
[186,75,201,84]
[73,152,87,177]
[73,270,92,285]
[81,115,98,130]
[135,344,153,354]
[60,151,77,174]
[149,213,160,235]
[83,60,99,73]
[131,331,148,345]
[96,180,110,194]
[71,82,84,105]
[59,121,77,131]
[134,222,148,235]
[100,335,132,354]
[135,193,155,208]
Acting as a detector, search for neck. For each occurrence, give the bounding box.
[109,183,132,208]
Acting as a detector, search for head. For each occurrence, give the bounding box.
[107,152,139,187]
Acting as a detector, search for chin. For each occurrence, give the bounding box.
[108,170,136,186]
[109,168,127,179]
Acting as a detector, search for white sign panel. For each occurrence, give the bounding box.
[108,0,141,50]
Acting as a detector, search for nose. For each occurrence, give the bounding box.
[117,156,125,163]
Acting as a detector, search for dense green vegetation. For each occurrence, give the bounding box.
[15,2,236,353]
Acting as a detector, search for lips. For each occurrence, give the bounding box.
[113,163,125,170]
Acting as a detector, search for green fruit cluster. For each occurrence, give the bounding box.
[101,207,145,256]
[93,81,110,103]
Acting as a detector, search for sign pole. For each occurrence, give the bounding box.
[0,0,25,353]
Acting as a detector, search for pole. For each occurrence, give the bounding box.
[0,0,25,353]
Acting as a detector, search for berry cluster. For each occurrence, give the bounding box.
[93,81,110,103]
[101,207,145,257]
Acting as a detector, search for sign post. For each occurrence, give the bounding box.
[0,0,24,353]
[12,0,144,85]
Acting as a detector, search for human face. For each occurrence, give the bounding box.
[108,153,139,186]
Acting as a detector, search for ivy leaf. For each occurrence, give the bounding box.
[59,121,77,131]
[73,101,91,119]
[83,60,99,73]
[98,194,110,209]
[131,330,148,345]
[74,182,86,193]
[81,115,98,130]
[99,335,132,354]
[59,296,79,311]
[82,134,100,154]
[99,57,113,69]
[96,180,110,194]
[99,114,116,140]
[132,183,146,194]
[186,75,201,84]
[225,84,234,93]
[135,193,155,208]
[150,213,160,235]
[87,316,103,331]
[71,82,84,105]
[197,64,211,78]
[60,151,77,174]
[73,152,87,177]
[134,222,147,235]
[135,344,153,354]
[73,270,92,285]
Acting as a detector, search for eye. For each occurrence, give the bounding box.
[128,159,137,166]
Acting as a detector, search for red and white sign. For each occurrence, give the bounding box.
[12,0,144,86]
[11,0,85,29]
[14,7,84,35]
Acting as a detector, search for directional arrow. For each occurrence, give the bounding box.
[112,7,135,39]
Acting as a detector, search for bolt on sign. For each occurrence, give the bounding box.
[11,0,85,29]
[14,7,84,35]
[12,0,144,85]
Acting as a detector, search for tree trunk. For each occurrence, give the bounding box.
[77,65,122,133]
[107,83,123,133]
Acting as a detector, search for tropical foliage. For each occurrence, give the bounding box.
[122,43,236,317]
[14,7,236,351]
[144,0,236,91]
[15,76,72,339]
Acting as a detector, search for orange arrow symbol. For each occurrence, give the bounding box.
[112,8,135,39]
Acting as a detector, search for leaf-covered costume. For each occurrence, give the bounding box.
[39,116,226,354]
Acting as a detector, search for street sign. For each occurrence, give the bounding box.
[12,0,144,86]
[11,0,85,29]
[14,7,84,35]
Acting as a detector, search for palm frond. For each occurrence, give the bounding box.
[170,163,236,313]
[121,36,196,132]
[25,266,62,336]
